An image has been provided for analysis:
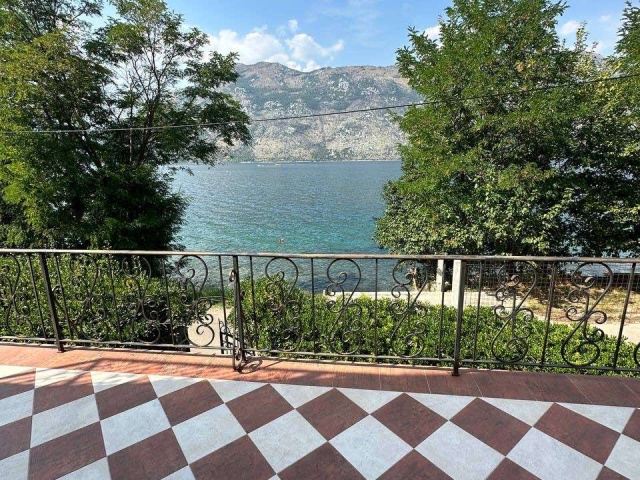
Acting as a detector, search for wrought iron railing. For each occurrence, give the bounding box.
[1,249,639,375]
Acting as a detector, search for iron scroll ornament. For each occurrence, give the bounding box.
[263,257,303,352]
[0,254,41,338]
[561,262,613,367]
[490,262,538,364]
[388,260,431,358]
[325,259,364,355]
[175,255,216,348]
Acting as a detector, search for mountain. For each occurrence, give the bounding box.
[219,62,420,162]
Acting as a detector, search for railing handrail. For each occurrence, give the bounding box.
[1,248,639,263]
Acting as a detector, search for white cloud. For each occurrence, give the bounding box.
[559,20,580,36]
[286,34,344,61]
[424,25,441,41]
[288,19,298,33]
[206,27,344,72]
[600,15,611,23]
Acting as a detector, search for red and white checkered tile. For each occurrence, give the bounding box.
[1,363,639,480]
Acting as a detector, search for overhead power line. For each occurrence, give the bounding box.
[1,73,639,136]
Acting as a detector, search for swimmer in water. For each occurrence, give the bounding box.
[279,237,285,244]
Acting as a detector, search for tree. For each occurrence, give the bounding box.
[0,0,250,250]
[375,0,640,256]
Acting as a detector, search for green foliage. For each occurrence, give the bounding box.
[239,278,639,375]
[0,0,250,249]
[0,254,226,348]
[376,0,640,256]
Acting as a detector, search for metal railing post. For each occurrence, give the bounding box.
[613,262,636,369]
[452,260,466,376]
[231,256,246,368]
[38,253,64,353]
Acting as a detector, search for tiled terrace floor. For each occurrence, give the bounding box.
[0,345,639,480]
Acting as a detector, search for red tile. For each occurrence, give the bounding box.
[28,423,106,480]
[33,372,94,414]
[297,389,367,440]
[426,371,482,396]
[568,375,640,407]
[597,466,631,479]
[535,404,620,463]
[333,364,381,390]
[226,384,293,433]
[622,408,640,442]
[0,417,31,461]
[618,377,640,400]
[470,370,536,400]
[451,398,530,455]
[95,376,157,419]
[372,393,446,447]
[190,435,274,480]
[159,380,223,426]
[279,443,364,480]
[379,368,429,394]
[487,458,539,479]
[0,368,35,400]
[379,451,452,480]
[108,429,187,480]
[520,372,589,403]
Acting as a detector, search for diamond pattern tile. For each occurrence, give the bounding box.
[535,404,620,464]
[416,421,504,480]
[250,410,326,472]
[107,429,187,479]
[508,428,603,480]
[378,450,451,480]
[189,435,274,480]
[159,380,223,426]
[298,388,367,440]
[330,416,412,480]
[226,384,293,433]
[372,393,446,447]
[278,442,364,480]
[451,398,530,455]
[621,408,640,442]
[0,361,639,480]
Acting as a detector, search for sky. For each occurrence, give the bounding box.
[163,0,631,71]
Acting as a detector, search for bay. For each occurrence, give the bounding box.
[172,160,402,254]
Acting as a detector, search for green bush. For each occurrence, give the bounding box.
[0,254,227,349]
[238,278,639,376]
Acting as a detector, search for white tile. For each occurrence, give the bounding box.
[559,403,635,432]
[91,370,141,393]
[416,422,503,480]
[251,410,326,473]
[173,404,245,463]
[31,394,99,447]
[0,390,33,427]
[59,458,111,479]
[331,416,412,480]
[272,383,331,408]
[409,393,474,419]
[508,429,601,480]
[268,476,281,480]
[162,466,196,480]
[100,399,170,455]
[210,379,264,402]
[482,397,552,426]
[0,451,29,479]
[148,374,201,398]
[605,435,640,479]
[0,365,33,379]
[34,368,83,388]
[338,388,401,413]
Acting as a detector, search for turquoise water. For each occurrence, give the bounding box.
[172,160,401,253]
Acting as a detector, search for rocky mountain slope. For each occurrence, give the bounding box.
[219,62,420,161]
